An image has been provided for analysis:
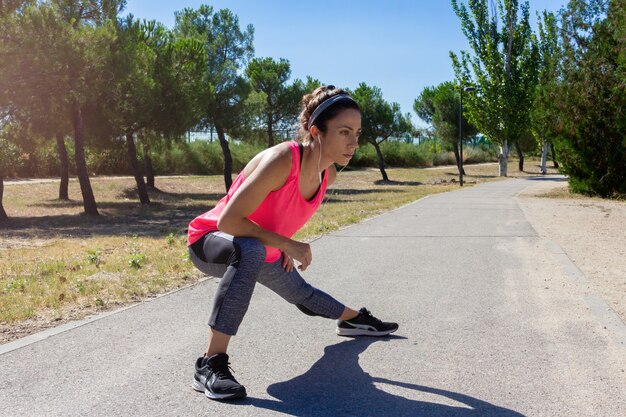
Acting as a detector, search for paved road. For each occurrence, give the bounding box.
[3,175,189,186]
[1,178,625,417]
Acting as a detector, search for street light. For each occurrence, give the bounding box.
[459,86,476,186]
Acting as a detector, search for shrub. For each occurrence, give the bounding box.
[351,141,433,168]
[86,143,130,176]
[463,144,498,164]
[378,141,431,167]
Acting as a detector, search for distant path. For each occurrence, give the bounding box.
[3,175,189,185]
[1,177,624,416]
[423,161,497,170]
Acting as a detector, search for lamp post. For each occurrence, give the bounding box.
[459,86,476,186]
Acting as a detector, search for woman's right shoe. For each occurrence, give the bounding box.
[336,307,399,337]
[192,353,247,401]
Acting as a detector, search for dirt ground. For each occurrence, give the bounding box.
[517,180,626,324]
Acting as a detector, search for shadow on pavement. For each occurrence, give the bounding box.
[373,180,423,186]
[243,337,525,417]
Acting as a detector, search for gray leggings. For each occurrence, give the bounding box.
[188,231,345,336]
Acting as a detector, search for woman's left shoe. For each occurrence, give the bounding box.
[336,307,399,337]
[192,353,247,401]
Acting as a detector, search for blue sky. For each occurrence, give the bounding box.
[124,0,565,127]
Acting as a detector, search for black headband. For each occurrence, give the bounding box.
[307,94,356,130]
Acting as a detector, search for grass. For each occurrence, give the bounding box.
[0,159,559,342]
[535,183,626,201]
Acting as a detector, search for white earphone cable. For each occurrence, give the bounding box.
[317,135,323,185]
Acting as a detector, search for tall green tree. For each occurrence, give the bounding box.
[87,17,204,197]
[548,0,623,196]
[144,24,205,187]
[175,5,254,191]
[414,81,477,174]
[1,0,124,215]
[0,2,74,200]
[53,0,126,214]
[450,0,539,176]
[352,83,413,182]
[245,57,303,148]
[99,15,159,204]
[530,10,561,174]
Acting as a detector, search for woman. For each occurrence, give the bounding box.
[187,86,398,401]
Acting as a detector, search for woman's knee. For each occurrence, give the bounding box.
[284,279,315,305]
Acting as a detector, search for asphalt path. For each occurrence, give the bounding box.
[3,175,189,186]
[1,178,625,417]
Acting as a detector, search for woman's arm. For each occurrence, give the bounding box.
[217,145,314,270]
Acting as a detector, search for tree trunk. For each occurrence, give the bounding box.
[452,142,466,175]
[515,142,524,172]
[267,116,274,148]
[216,124,233,191]
[71,102,99,215]
[0,175,7,221]
[126,132,150,204]
[55,132,70,200]
[540,138,548,175]
[498,140,508,177]
[550,143,559,168]
[140,132,155,188]
[372,141,389,182]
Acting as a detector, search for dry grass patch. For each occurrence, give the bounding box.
[0,235,200,322]
[536,184,626,201]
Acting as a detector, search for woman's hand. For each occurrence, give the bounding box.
[282,253,294,272]
[283,240,312,272]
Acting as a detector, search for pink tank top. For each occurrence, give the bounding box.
[187,141,328,263]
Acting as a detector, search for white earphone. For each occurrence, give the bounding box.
[317,134,323,184]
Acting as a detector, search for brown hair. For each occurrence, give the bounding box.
[298,85,361,143]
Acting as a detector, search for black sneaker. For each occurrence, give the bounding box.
[192,353,247,400]
[336,307,399,337]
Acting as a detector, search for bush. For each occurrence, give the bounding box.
[149,140,266,175]
[463,144,498,164]
[27,140,62,177]
[378,141,431,167]
[351,141,433,168]
[6,136,70,178]
[432,151,456,166]
[86,142,130,176]
[151,141,213,175]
